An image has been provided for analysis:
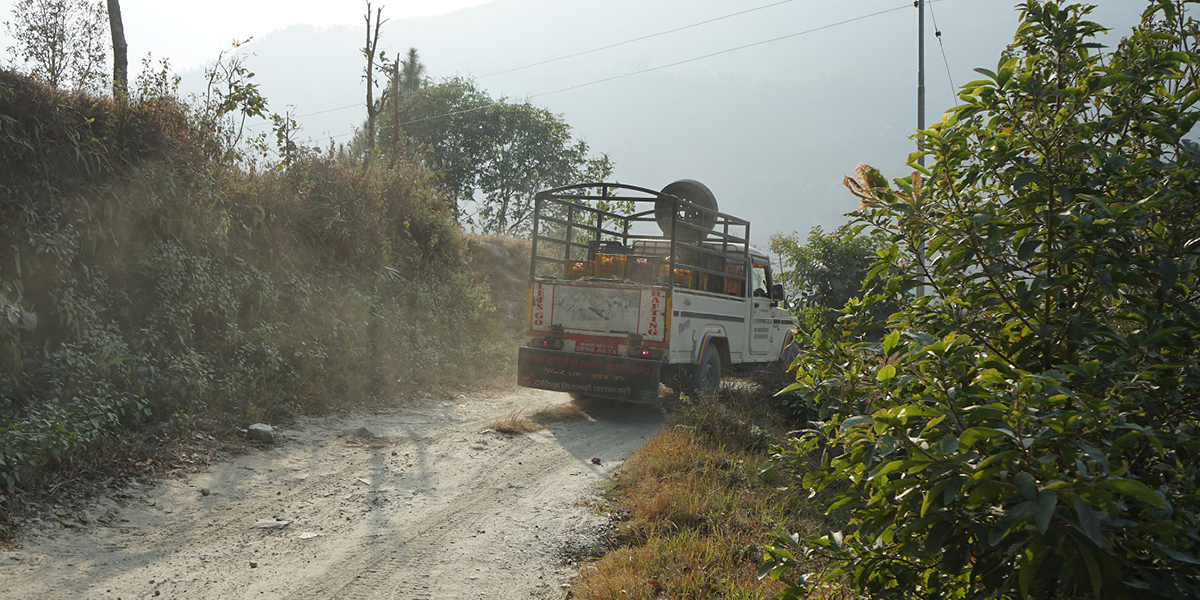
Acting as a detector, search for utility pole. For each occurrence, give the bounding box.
[917,0,926,166]
[915,0,928,297]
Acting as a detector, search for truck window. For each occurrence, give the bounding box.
[752,264,769,297]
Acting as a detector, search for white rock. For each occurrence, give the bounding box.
[247,424,276,444]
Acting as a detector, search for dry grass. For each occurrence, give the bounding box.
[486,409,543,434]
[529,402,592,424]
[486,401,593,435]
[570,385,835,600]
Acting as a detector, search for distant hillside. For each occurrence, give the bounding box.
[176,0,1145,243]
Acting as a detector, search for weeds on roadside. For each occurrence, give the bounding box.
[570,380,841,600]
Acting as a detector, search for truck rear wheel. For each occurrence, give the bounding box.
[683,352,722,397]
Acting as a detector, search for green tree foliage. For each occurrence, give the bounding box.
[361,77,612,235]
[770,225,892,335]
[764,2,1200,598]
[374,47,425,163]
[4,0,108,92]
[199,40,270,161]
[398,47,425,98]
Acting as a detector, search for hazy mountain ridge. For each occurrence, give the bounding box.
[176,0,1144,242]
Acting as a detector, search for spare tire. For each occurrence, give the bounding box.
[655,179,717,241]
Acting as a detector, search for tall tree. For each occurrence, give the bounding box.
[769,225,893,335]
[383,47,423,161]
[361,1,386,155]
[4,0,109,92]
[389,57,400,160]
[389,78,612,234]
[105,0,126,99]
[399,47,425,97]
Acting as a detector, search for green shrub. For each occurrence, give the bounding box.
[765,2,1200,598]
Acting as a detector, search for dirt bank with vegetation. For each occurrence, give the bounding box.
[0,70,517,515]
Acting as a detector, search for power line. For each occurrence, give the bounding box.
[247,101,363,131]
[293,102,362,118]
[253,0,799,131]
[528,3,913,100]
[926,0,957,100]
[475,0,798,79]
[314,2,919,144]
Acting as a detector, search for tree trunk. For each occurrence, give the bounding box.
[390,59,400,164]
[106,0,127,100]
[362,3,385,156]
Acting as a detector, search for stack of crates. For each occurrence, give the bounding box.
[588,240,630,280]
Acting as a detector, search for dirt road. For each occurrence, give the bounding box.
[1,389,663,600]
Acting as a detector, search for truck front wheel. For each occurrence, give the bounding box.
[685,352,722,397]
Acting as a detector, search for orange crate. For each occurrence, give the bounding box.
[673,267,696,288]
[564,260,593,279]
[625,256,661,283]
[724,263,745,296]
[594,254,627,279]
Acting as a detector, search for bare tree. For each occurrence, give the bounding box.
[105,0,126,99]
[361,2,386,155]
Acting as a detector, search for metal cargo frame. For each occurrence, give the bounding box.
[528,183,751,298]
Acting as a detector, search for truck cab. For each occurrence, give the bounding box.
[516,181,796,403]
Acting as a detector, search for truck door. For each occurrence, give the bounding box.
[749,259,773,355]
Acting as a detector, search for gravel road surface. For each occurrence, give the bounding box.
[1,388,663,600]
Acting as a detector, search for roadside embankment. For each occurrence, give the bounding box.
[0,70,511,515]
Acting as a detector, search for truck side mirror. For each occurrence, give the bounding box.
[771,283,784,301]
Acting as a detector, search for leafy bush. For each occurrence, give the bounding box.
[770,225,893,336]
[765,2,1200,598]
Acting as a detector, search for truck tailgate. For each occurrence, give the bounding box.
[530,281,667,341]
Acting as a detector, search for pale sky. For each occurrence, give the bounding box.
[0,0,1161,244]
[1,0,493,72]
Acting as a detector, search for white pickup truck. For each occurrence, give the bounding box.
[516,180,797,403]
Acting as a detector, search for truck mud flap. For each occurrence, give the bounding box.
[517,347,662,403]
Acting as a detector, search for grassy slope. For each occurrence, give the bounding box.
[0,71,513,506]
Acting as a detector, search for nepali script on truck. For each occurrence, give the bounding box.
[516,179,797,403]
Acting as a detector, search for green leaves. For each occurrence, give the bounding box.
[393,78,612,236]
[1035,489,1058,533]
[769,226,896,339]
[959,427,1006,449]
[876,365,896,382]
[882,329,901,355]
[1098,478,1166,509]
[767,1,1200,598]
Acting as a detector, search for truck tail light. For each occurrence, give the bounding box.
[531,337,563,350]
[630,346,659,360]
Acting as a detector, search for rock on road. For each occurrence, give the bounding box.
[0,389,663,600]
